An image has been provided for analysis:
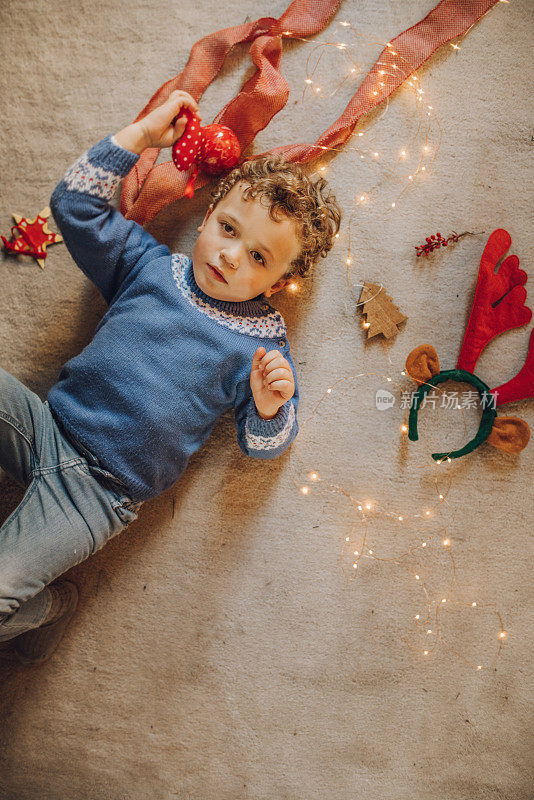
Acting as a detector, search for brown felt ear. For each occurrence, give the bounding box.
[405,345,440,386]
[487,417,531,454]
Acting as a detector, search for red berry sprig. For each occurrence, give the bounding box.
[415,230,484,257]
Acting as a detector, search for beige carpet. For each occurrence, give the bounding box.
[0,1,532,798]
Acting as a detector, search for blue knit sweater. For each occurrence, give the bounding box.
[47,134,299,502]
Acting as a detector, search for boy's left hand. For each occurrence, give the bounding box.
[250,347,295,420]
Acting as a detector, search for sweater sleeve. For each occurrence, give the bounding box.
[233,347,299,460]
[49,134,168,305]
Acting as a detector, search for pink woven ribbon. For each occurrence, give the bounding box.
[121,0,499,225]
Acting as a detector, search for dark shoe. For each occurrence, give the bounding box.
[14,581,79,665]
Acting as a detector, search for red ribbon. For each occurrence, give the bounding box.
[121,0,499,226]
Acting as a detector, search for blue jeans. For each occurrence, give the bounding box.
[0,367,143,642]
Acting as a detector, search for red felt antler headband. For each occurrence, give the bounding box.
[406,229,534,460]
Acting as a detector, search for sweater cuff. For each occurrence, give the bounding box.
[60,134,140,201]
[245,399,296,452]
[87,134,140,175]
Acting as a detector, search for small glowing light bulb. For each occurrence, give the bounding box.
[421,166,426,171]
[401,425,408,433]
[398,516,403,521]
[373,152,379,158]
[400,150,406,157]
[387,377,392,382]
[358,505,362,511]
[428,106,433,110]
[423,146,429,152]
[415,614,420,619]
[359,195,365,201]
[443,538,450,546]
[310,472,318,481]
[427,629,432,634]
[369,549,373,555]
[337,43,346,50]
[472,602,477,607]
[421,542,427,548]
[354,550,359,556]
[391,203,396,208]
[301,486,310,495]
[477,665,482,670]
[358,132,364,136]
[314,87,321,93]
[423,650,429,655]
[499,631,507,639]
[289,283,298,292]
[373,91,378,96]
[365,503,372,510]
[320,167,326,172]
[379,70,386,75]
[351,68,356,73]
[345,536,350,542]
[346,257,352,264]
[425,511,431,516]
[415,574,420,580]
[353,563,358,569]
[439,494,444,500]
[408,175,413,180]
[304,79,312,84]
[327,388,332,393]
[451,43,460,49]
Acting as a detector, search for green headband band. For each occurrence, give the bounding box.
[408,369,497,461]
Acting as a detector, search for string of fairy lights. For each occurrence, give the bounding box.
[287,375,507,670]
[277,6,510,670]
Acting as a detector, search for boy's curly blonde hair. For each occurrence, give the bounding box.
[209,154,342,280]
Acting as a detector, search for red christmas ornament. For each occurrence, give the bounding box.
[171,108,202,171]
[198,124,241,175]
[171,107,240,199]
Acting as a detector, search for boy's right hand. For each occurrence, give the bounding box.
[138,90,201,149]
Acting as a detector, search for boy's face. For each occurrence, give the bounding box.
[192,181,302,302]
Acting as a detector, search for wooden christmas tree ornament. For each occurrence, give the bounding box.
[359,282,408,339]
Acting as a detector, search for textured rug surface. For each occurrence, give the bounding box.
[0,1,532,798]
